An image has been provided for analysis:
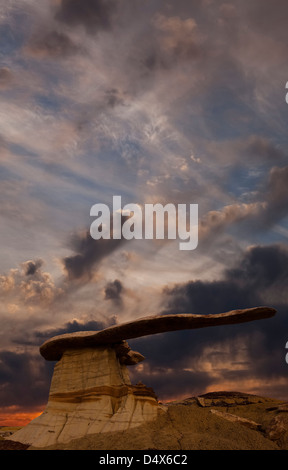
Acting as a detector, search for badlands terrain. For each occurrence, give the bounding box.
[1,391,288,450]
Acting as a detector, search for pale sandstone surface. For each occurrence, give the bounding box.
[26,393,288,450]
[9,346,161,448]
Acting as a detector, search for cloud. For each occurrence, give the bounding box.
[199,202,266,242]
[227,244,288,288]
[226,244,288,306]
[205,136,287,167]
[104,88,126,108]
[243,136,287,163]
[265,166,288,224]
[135,12,206,76]
[24,259,43,276]
[153,14,201,60]
[164,243,288,314]
[1,244,287,410]
[127,243,288,400]
[0,314,118,412]
[196,163,288,244]
[26,315,118,346]
[0,67,14,89]
[243,0,288,42]
[62,227,126,281]
[104,278,123,305]
[0,350,52,408]
[0,259,62,305]
[27,30,82,58]
[129,361,213,401]
[55,0,118,34]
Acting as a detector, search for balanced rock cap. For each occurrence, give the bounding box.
[40,306,276,361]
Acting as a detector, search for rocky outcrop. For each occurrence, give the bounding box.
[195,391,273,407]
[210,409,262,431]
[7,392,287,451]
[9,345,161,448]
[40,307,276,361]
[262,416,287,441]
[8,306,276,448]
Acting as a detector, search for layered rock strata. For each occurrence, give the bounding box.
[9,345,159,448]
[9,307,276,448]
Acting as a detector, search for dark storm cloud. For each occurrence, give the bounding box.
[131,318,287,400]
[104,279,123,304]
[24,259,43,276]
[4,245,288,408]
[164,244,288,315]
[243,136,287,164]
[227,244,288,290]
[0,316,118,410]
[0,350,52,408]
[12,316,118,349]
[33,316,117,344]
[55,0,118,34]
[128,244,288,399]
[62,210,131,281]
[62,228,126,281]
[163,279,258,316]
[130,365,214,401]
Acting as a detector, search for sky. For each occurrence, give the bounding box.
[0,0,288,426]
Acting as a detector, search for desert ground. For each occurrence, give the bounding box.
[1,391,288,450]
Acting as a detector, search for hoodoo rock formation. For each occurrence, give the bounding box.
[9,307,276,448]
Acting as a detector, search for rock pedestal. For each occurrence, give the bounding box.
[9,307,276,448]
[9,345,159,448]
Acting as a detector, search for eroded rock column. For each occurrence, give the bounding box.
[9,307,276,448]
[9,345,159,448]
